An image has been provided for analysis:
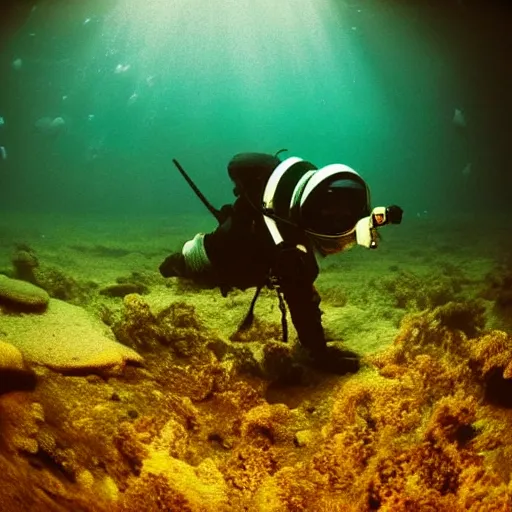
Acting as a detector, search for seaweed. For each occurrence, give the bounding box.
[380,269,464,311]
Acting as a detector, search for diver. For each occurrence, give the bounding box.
[159,152,403,374]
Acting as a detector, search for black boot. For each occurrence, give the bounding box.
[307,345,360,375]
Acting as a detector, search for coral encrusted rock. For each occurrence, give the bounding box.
[0,274,50,311]
[0,298,142,372]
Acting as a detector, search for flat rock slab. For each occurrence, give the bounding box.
[0,275,50,310]
[0,299,142,372]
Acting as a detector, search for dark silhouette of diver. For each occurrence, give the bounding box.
[160,152,403,374]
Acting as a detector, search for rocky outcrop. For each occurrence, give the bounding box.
[0,274,50,311]
[1,298,142,372]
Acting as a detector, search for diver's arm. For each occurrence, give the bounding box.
[158,204,237,281]
[159,232,219,287]
[159,197,263,290]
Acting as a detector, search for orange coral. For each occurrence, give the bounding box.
[222,443,279,499]
[392,309,469,361]
[119,473,196,512]
[240,403,293,448]
[422,391,478,447]
[470,330,512,379]
[253,464,327,512]
[456,465,511,510]
[113,293,162,349]
[327,375,424,438]
[218,403,296,504]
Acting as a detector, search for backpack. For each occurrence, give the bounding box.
[227,151,286,208]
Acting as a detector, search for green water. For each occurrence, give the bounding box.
[0,0,509,217]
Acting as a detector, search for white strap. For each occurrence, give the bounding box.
[262,157,303,209]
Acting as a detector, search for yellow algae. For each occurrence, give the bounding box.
[294,429,314,447]
[142,450,229,509]
[0,340,25,370]
[30,402,45,422]
[77,469,95,489]
[240,403,293,446]
[151,418,188,457]
[99,475,119,502]
[470,330,512,378]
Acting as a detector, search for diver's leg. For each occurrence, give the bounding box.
[280,281,360,374]
[279,282,326,353]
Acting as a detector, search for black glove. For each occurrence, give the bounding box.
[386,205,403,225]
[159,252,188,278]
[218,204,234,224]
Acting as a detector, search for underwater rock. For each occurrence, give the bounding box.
[0,396,45,456]
[119,455,228,511]
[433,300,486,339]
[240,403,294,448]
[0,340,37,394]
[229,317,283,343]
[469,330,512,407]
[155,300,220,360]
[0,274,50,311]
[294,429,314,447]
[11,244,92,304]
[0,298,143,372]
[0,340,25,371]
[35,266,94,304]
[316,284,349,308]
[423,391,478,447]
[384,301,486,364]
[112,294,162,350]
[11,245,39,283]
[471,331,512,380]
[261,341,304,384]
[11,246,95,305]
[482,265,512,328]
[99,282,149,298]
[114,294,222,361]
[229,345,264,377]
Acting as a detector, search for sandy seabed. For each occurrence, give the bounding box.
[0,211,511,511]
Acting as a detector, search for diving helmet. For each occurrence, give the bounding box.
[262,157,371,255]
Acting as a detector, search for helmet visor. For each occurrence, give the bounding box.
[306,227,358,256]
[300,178,369,236]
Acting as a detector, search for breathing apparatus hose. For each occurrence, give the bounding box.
[172,159,223,223]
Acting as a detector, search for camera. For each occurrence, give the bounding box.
[386,205,403,225]
[370,205,403,227]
